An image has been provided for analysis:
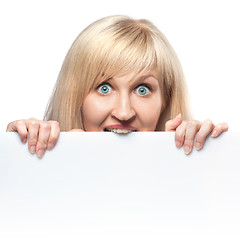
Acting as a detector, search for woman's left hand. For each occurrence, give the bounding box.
[165,114,228,154]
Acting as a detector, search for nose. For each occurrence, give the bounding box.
[111,93,136,121]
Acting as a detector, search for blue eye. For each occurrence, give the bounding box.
[97,84,112,95]
[136,85,150,96]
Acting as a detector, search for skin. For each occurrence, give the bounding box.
[6,68,228,158]
[82,68,162,132]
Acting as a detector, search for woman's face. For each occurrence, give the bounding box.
[82,68,163,132]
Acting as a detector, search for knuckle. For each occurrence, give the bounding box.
[51,121,60,129]
[185,133,195,143]
[28,120,39,128]
[196,133,205,142]
[28,134,37,143]
[41,122,51,131]
[214,125,221,132]
[176,122,186,135]
[175,130,184,140]
[37,140,48,148]
[28,139,37,146]
[174,132,180,139]
[204,119,213,126]
[181,120,187,127]
[29,117,37,121]
[49,135,58,143]
[13,120,27,132]
[187,120,196,127]
[218,122,228,130]
[224,123,229,130]
[6,122,13,130]
[165,121,170,129]
[184,139,194,147]
[15,120,24,127]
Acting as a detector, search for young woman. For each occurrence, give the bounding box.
[6,15,228,158]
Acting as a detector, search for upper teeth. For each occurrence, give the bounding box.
[105,128,135,134]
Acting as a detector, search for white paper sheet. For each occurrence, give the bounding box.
[0,132,239,240]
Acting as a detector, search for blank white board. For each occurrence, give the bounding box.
[0,132,240,240]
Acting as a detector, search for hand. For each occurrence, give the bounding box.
[68,129,85,132]
[6,118,60,158]
[165,114,229,155]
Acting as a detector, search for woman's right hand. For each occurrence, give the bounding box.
[6,118,60,158]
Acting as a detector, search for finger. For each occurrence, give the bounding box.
[6,120,28,143]
[174,120,187,148]
[47,121,60,150]
[165,114,182,131]
[68,129,85,132]
[211,122,229,138]
[27,119,40,154]
[36,122,51,158]
[195,119,215,150]
[184,120,202,155]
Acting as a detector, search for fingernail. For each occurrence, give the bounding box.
[184,145,191,155]
[30,146,36,154]
[22,138,27,144]
[48,143,54,150]
[195,142,202,150]
[36,149,45,158]
[175,141,181,148]
[211,130,217,137]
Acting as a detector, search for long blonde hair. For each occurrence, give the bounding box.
[44,15,191,131]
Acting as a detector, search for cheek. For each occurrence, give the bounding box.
[134,97,162,129]
[82,95,112,130]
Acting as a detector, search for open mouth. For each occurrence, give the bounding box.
[104,128,137,134]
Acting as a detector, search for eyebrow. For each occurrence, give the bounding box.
[133,74,158,84]
[108,74,158,83]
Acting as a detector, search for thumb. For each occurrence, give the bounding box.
[165,114,182,131]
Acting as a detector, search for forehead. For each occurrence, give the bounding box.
[116,67,158,78]
[96,67,160,86]
[113,67,159,83]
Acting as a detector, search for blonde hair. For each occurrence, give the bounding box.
[44,15,191,131]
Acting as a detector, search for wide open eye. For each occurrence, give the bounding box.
[135,85,151,96]
[97,84,112,95]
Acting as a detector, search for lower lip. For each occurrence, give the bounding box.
[104,128,136,134]
[104,125,137,131]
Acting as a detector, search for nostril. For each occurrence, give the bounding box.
[111,107,136,122]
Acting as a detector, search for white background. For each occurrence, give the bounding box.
[0,0,239,132]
